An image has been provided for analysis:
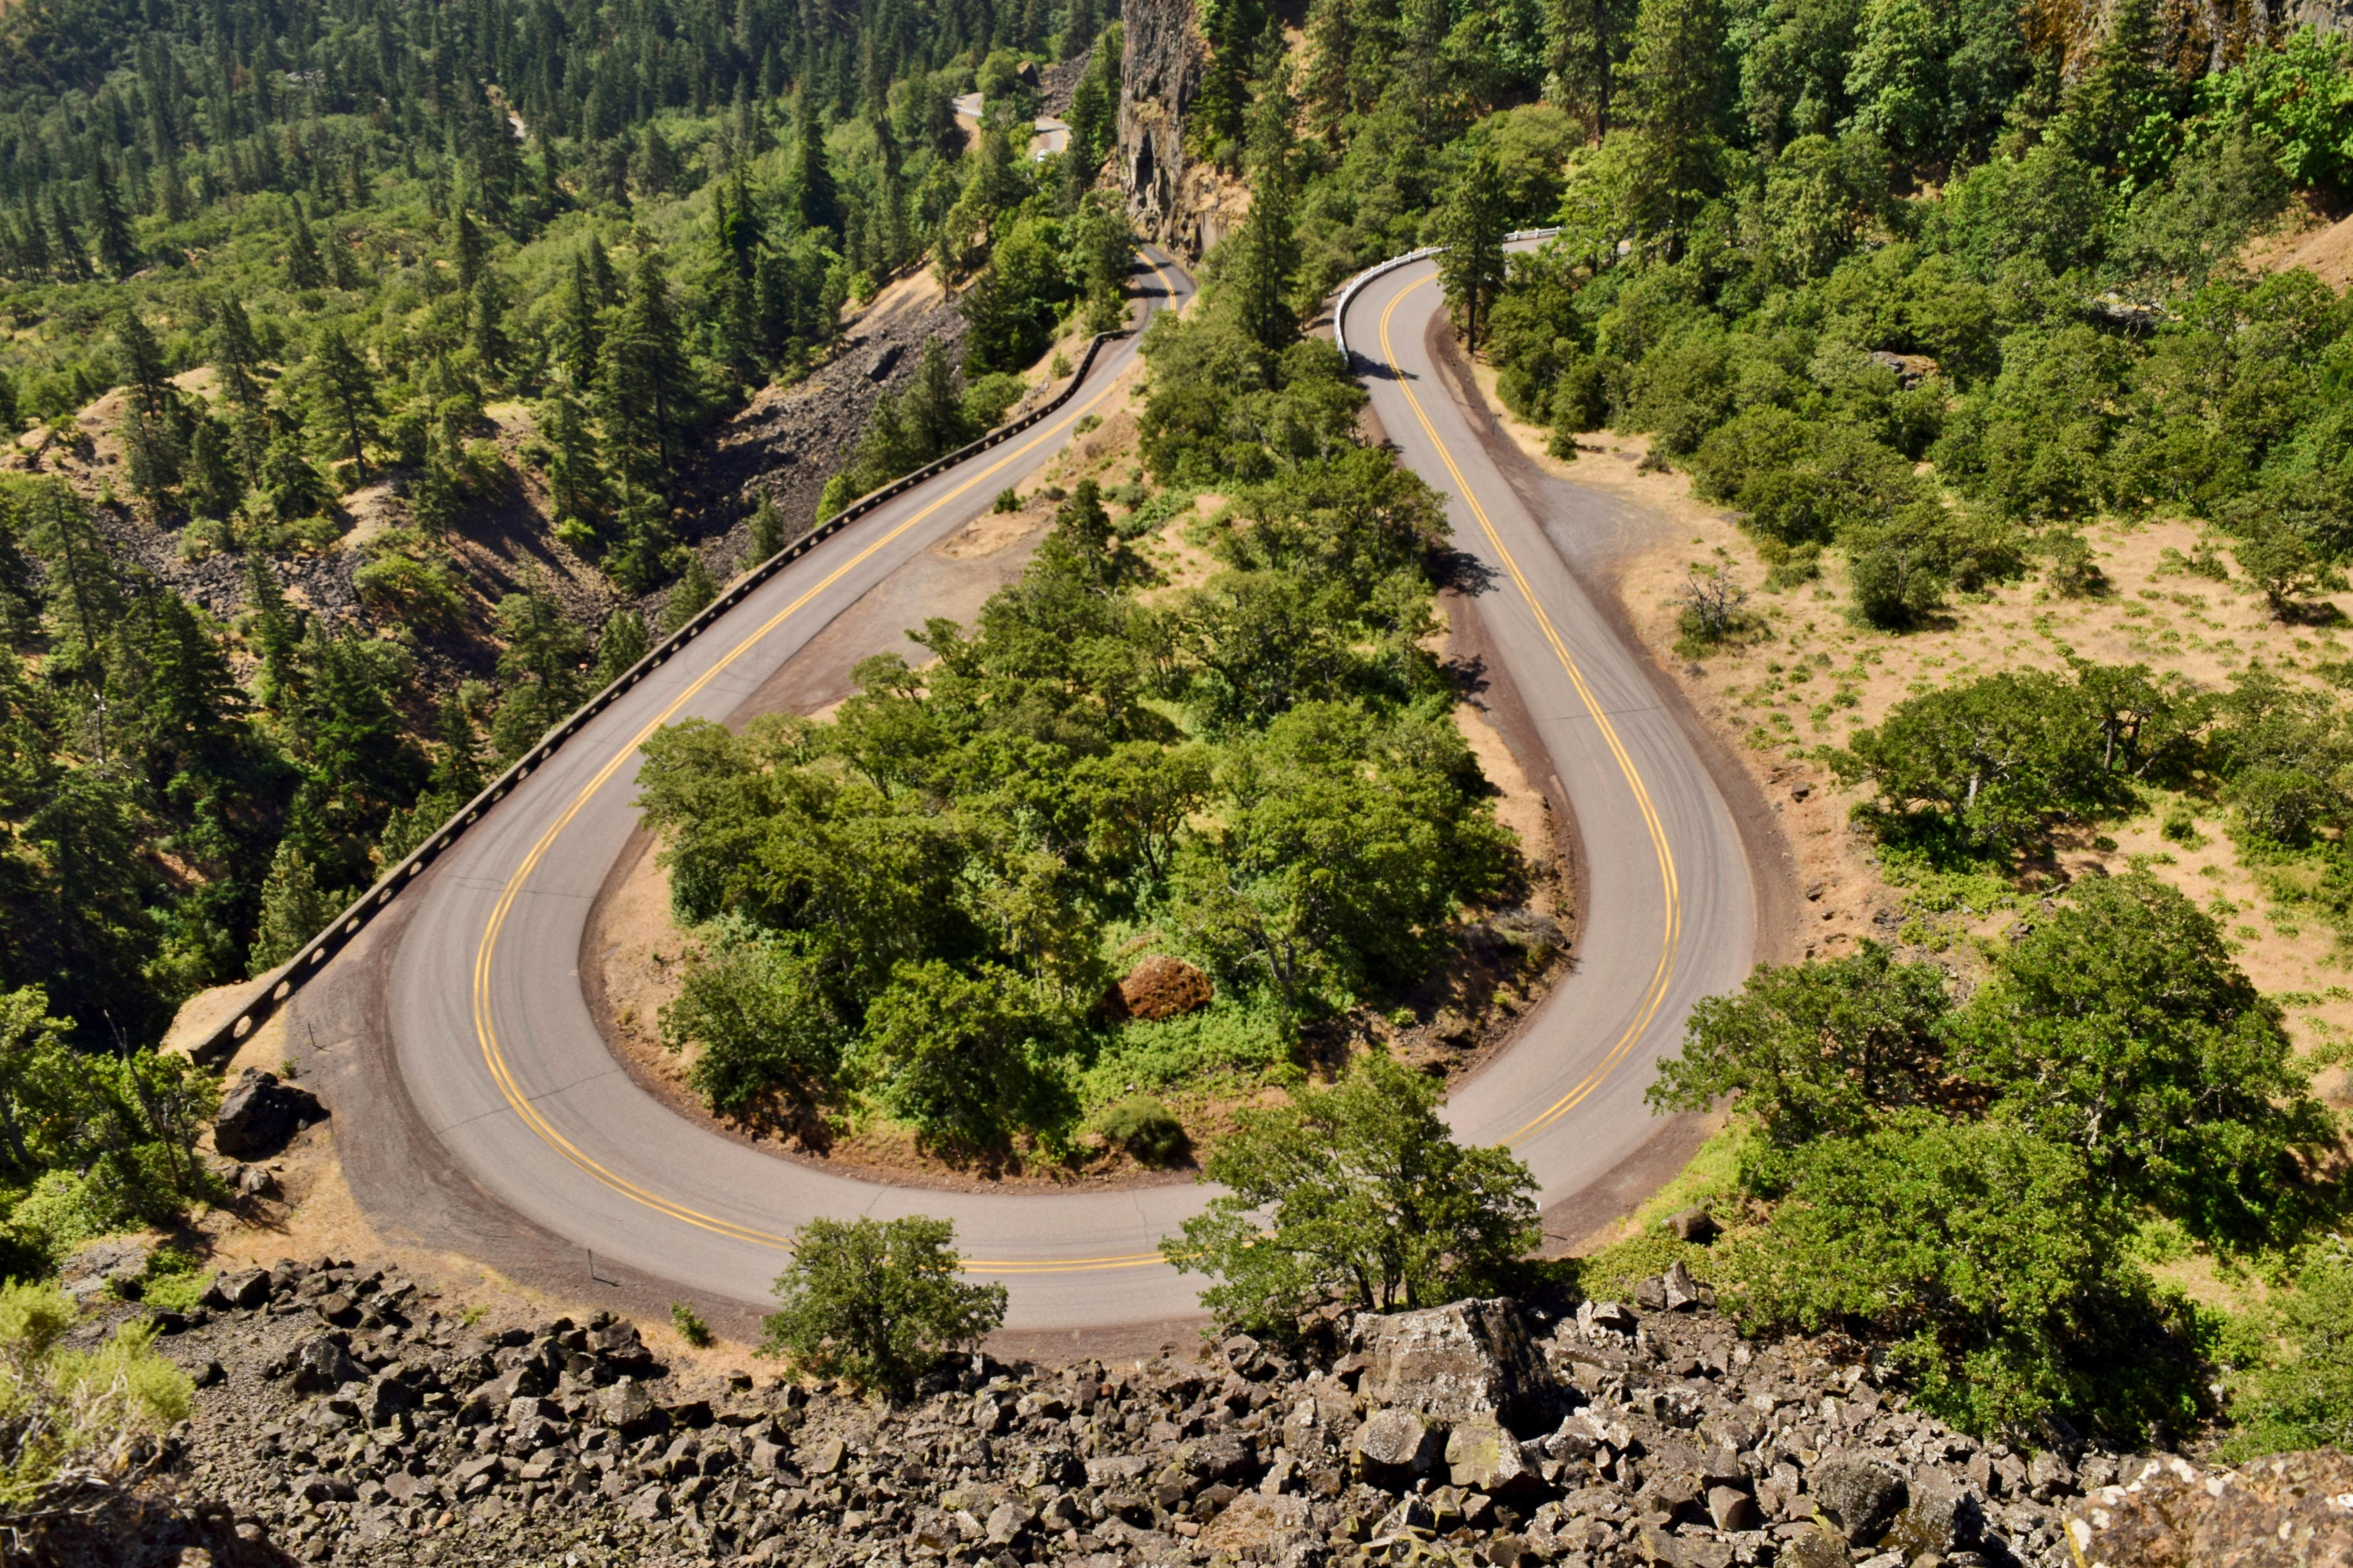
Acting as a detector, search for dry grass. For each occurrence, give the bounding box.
[1464,355,2353,1118]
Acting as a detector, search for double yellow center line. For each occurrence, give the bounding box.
[1374,276,1682,1145]
[469,274,1180,1275]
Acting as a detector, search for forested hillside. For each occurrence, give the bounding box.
[0,0,1147,1287]
[0,0,1135,1043]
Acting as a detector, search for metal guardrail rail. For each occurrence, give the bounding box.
[193,321,1130,1066]
[1330,228,1564,365]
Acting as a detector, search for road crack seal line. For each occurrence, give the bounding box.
[1374,273,1684,1146]
[469,274,1184,1276]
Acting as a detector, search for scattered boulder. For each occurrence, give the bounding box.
[212,1069,326,1158]
[287,1335,363,1394]
[1104,955,1213,1021]
[1811,1454,1909,1544]
[1442,1418,1541,1497]
[1356,1298,1556,1428]
[1664,1206,1718,1243]
[1353,1409,1442,1483]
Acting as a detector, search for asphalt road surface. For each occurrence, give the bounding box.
[353,247,1757,1333]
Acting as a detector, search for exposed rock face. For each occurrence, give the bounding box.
[2065,1448,2353,1566]
[1115,0,1249,258]
[1105,955,1214,1021]
[1116,0,1200,252]
[212,1070,326,1159]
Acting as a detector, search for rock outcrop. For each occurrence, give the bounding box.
[213,1070,327,1159]
[1116,0,1249,258]
[2064,1448,2353,1566]
[79,1253,2335,1567]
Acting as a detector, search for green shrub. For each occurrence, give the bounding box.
[2218,1245,2353,1458]
[1164,1052,1539,1331]
[670,1302,712,1347]
[1097,1095,1188,1165]
[0,1281,192,1506]
[762,1216,1006,1399]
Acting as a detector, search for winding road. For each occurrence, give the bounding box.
[303,247,1760,1334]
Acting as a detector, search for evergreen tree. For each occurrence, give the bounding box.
[658,552,720,634]
[1435,146,1511,347]
[1223,51,1302,374]
[557,252,604,388]
[488,583,589,761]
[185,417,240,521]
[747,492,788,561]
[307,326,380,481]
[592,608,651,684]
[284,196,325,288]
[242,554,301,710]
[600,252,692,501]
[213,298,265,411]
[540,389,605,529]
[248,839,335,972]
[787,95,843,237]
[1621,0,1733,242]
[90,163,139,278]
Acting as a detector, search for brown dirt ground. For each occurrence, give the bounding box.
[2244,200,2353,291]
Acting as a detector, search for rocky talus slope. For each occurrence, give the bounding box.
[46,1254,2340,1568]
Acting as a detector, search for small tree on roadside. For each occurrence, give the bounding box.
[762,1216,1007,1399]
[1162,1050,1539,1332]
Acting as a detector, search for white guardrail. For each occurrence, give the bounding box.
[1331,227,1563,365]
[192,313,1142,1065]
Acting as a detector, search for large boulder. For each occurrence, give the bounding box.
[213,1068,326,1158]
[2066,1450,2353,1568]
[1355,1299,1558,1429]
[288,1335,364,1394]
[1103,956,1213,1021]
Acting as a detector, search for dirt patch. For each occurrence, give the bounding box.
[2244,199,2353,291]
[933,508,1047,559]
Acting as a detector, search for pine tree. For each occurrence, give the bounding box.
[1548,0,1639,136]
[592,608,651,684]
[1435,146,1511,347]
[43,190,85,279]
[243,554,301,709]
[606,480,678,594]
[213,298,265,411]
[284,196,325,287]
[787,94,843,237]
[540,389,605,528]
[249,838,335,973]
[451,205,486,298]
[1223,50,1302,375]
[471,275,512,374]
[308,326,380,480]
[558,253,602,387]
[600,252,691,498]
[1621,0,1731,242]
[658,552,720,634]
[90,163,140,278]
[747,491,787,562]
[187,417,240,521]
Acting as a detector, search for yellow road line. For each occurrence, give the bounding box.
[1373,275,1683,1145]
[469,285,1180,1276]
